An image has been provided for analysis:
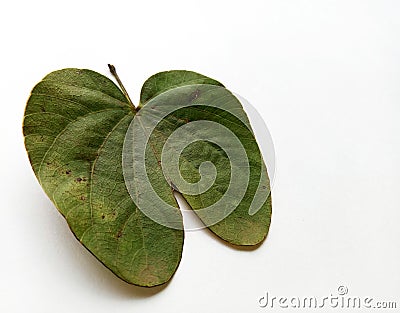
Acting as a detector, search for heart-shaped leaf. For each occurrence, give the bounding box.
[23,67,272,287]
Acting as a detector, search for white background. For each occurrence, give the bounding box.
[1,0,399,312]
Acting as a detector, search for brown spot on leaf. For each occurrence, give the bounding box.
[66,170,71,175]
[140,265,159,285]
[80,195,86,201]
[189,89,200,102]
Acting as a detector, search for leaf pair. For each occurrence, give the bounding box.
[23,67,272,287]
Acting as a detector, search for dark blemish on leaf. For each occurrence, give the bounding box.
[75,177,82,183]
[116,231,123,238]
[151,106,155,109]
[101,214,105,219]
[80,195,86,201]
[40,106,46,112]
[189,89,200,102]
[46,162,50,165]
[157,160,161,166]
[66,170,71,175]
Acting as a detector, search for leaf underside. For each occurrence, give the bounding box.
[23,68,272,287]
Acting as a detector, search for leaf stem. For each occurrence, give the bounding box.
[108,64,136,112]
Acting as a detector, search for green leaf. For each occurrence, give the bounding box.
[139,70,224,108]
[23,67,272,287]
